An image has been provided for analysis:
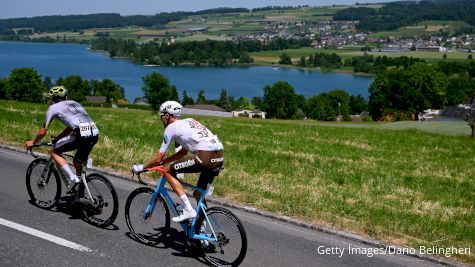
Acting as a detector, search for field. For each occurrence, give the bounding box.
[251,47,474,65]
[1,100,474,263]
[369,20,472,38]
[24,5,369,42]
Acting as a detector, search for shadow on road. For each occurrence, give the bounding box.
[124,229,208,266]
[27,199,120,231]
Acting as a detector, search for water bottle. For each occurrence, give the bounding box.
[175,203,184,215]
[87,158,93,168]
[206,184,214,196]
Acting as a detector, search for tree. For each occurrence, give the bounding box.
[196,90,207,104]
[463,96,475,138]
[279,53,292,65]
[91,79,124,103]
[262,81,299,119]
[349,95,368,114]
[169,85,180,102]
[298,56,306,67]
[327,90,351,121]
[56,75,91,102]
[251,96,263,110]
[4,68,45,103]
[234,96,254,110]
[446,74,475,106]
[368,64,448,120]
[0,78,7,99]
[182,90,195,106]
[42,76,53,89]
[306,93,336,121]
[141,72,173,112]
[218,88,232,111]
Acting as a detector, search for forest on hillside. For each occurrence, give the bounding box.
[0,8,250,34]
[333,0,475,32]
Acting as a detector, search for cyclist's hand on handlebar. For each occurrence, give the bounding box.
[25,140,34,149]
[132,164,144,174]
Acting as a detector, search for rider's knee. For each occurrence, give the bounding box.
[193,190,201,199]
[73,158,83,166]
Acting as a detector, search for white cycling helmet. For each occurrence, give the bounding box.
[159,100,183,117]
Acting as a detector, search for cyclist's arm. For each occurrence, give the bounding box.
[162,147,188,164]
[26,128,47,148]
[143,151,166,169]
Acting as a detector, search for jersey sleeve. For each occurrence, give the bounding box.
[158,125,175,154]
[41,107,55,129]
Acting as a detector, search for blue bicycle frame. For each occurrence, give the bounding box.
[143,175,220,242]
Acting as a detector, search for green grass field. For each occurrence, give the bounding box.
[1,100,474,263]
[369,20,471,38]
[251,47,474,65]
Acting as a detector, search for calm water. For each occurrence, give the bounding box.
[0,41,374,102]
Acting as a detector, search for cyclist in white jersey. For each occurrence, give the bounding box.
[26,86,99,193]
[132,100,224,222]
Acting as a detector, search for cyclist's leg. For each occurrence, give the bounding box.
[194,173,213,207]
[166,155,204,221]
[52,134,79,182]
[193,150,224,205]
[73,135,98,175]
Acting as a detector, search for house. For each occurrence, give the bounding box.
[232,109,266,119]
[183,104,232,118]
[85,96,106,103]
[134,98,149,105]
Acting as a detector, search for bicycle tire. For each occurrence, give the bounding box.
[125,187,170,245]
[194,207,248,267]
[78,173,119,228]
[25,158,61,209]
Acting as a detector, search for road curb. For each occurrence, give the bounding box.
[2,143,468,266]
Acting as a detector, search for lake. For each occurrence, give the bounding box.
[0,41,374,102]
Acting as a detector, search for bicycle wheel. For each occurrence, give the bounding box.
[26,159,61,209]
[78,173,119,228]
[194,207,247,267]
[125,187,170,245]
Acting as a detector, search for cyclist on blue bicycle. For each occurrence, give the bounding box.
[26,86,99,193]
[132,100,224,222]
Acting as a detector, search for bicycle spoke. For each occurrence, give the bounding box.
[125,187,170,245]
[26,159,61,209]
[195,207,247,266]
[80,174,118,228]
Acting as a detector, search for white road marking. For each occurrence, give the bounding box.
[0,217,92,252]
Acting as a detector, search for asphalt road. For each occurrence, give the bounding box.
[0,147,451,267]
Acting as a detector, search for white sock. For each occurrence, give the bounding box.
[61,164,77,182]
[180,194,193,212]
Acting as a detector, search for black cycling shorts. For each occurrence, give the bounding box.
[53,130,98,164]
[170,150,224,190]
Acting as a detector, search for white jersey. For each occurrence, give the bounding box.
[42,100,99,137]
[159,118,223,154]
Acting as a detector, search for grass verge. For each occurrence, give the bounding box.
[1,100,473,263]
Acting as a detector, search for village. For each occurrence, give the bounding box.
[184,15,475,53]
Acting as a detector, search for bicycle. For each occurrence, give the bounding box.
[26,141,119,228]
[125,166,247,266]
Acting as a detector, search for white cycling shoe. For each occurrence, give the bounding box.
[172,208,197,222]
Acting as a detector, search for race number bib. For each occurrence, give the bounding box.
[79,122,99,137]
